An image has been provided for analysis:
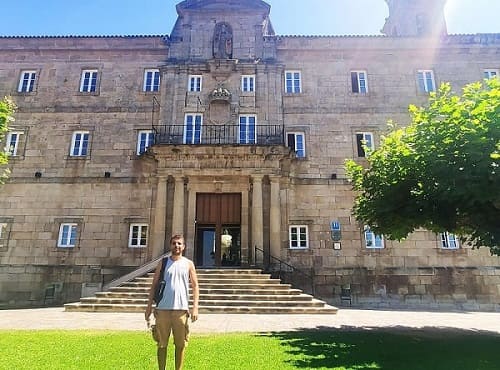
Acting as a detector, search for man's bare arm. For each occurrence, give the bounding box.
[189,261,199,322]
[145,262,162,321]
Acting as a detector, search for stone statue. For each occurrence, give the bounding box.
[213,22,233,59]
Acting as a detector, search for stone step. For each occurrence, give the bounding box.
[144,269,266,277]
[111,284,295,292]
[95,292,309,301]
[79,297,324,308]
[65,302,338,314]
[125,278,282,287]
[139,274,273,281]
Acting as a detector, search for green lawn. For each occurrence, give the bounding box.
[0,329,499,370]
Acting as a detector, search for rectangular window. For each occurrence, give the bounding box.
[184,114,202,144]
[351,71,368,94]
[5,132,23,156]
[364,226,384,249]
[440,232,459,249]
[0,223,8,247]
[188,75,202,92]
[18,71,37,93]
[137,130,154,155]
[417,70,435,93]
[58,223,77,248]
[241,75,255,92]
[484,69,498,79]
[287,132,306,158]
[70,131,90,157]
[129,224,148,248]
[143,69,160,92]
[285,71,301,93]
[289,225,309,249]
[239,115,256,144]
[80,69,98,92]
[356,132,374,157]
[0,223,6,240]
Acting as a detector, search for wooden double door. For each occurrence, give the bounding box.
[195,193,241,267]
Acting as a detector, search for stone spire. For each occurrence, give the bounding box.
[381,0,448,37]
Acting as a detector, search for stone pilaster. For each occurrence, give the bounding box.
[269,176,281,258]
[251,175,264,262]
[172,176,185,236]
[152,176,167,258]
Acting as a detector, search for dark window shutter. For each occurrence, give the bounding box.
[351,72,359,93]
[356,134,365,157]
[287,134,296,151]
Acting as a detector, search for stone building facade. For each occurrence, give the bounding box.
[0,0,499,310]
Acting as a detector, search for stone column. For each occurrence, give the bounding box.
[251,175,264,263]
[269,176,281,259]
[172,176,185,236]
[152,176,167,258]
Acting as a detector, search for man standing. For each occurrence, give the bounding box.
[145,234,199,370]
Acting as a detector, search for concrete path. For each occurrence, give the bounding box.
[1,307,499,334]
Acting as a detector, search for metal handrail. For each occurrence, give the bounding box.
[254,246,315,295]
[152,124,284,146]
[102,252,171,291]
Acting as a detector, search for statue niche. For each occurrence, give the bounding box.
[213,22,233,59]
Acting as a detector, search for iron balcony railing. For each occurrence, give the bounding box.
[152,124,284,146]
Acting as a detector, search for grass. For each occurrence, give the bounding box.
[0,329,499,369]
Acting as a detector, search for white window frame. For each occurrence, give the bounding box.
[80,69,98,93]
[18,70,37,93]
[285,70,302,94]
[136,130,154,155]
[289,225,309,249]
[417,70,436,93]
[239,115,257,144]
[241,75,255,92]
[483,69,498,79]
[5,131,23,156]
[58,223,78,248]
[188,75,202,92]
[184,114,203,144]
[440,232,459,249]
[129,223,148,248]
[0,223,8,247]
[143,69,160,92]
[286,132,306,158]
[364,226,384,249]
[351,70,368,94]
[70,131,90,157]
[356,132,374,157]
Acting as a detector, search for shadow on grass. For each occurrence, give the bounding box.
[263,326,500,370]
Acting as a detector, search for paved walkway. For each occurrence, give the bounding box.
[1,307,499,334]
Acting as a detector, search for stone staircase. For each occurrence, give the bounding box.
[65,268,338,314]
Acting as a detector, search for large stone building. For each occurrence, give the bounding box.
[0,0,499,310]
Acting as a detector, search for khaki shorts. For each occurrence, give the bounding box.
[153,309,190,349]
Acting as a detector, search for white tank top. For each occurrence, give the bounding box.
[157,257,190,311]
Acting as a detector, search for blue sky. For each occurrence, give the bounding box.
[0,0,498,37]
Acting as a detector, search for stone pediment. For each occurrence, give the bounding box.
[176,0,270,14]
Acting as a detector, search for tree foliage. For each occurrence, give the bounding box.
[0,97,15,183]
[346,79,500,255]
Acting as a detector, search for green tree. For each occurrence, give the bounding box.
[0,97,15,183]
[346,79,500,255]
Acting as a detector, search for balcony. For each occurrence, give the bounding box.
[152,124,284,146]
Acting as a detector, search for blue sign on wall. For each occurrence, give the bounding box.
[330,221,341,231]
